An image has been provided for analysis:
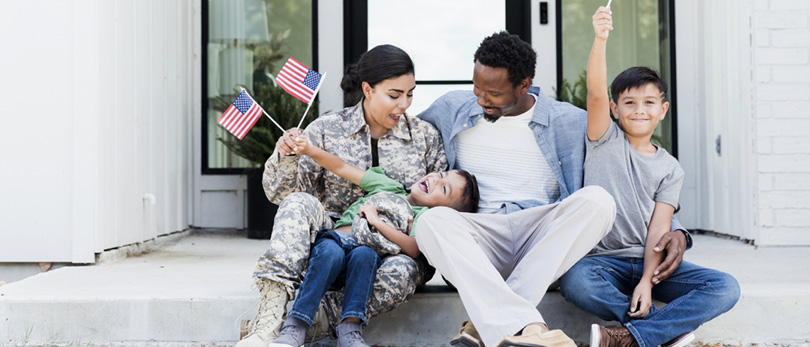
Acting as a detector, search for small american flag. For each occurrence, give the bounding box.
[276,57,323,104]
[218,90,262,140]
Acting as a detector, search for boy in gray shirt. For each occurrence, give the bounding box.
[558,6,740,347]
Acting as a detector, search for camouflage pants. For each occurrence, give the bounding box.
[253,192,430,336]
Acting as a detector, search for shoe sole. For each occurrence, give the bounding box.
[590,324,601,347]
[663,333,695,347]
[451,335,482,347]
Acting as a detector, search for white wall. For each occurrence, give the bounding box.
[0,0,195,263]
[751,0,810,245]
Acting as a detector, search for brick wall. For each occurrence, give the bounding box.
[753,0,810,245]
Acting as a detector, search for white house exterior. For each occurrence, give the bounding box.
[1,0,808,275]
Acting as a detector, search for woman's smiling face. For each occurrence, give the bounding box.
[362,73,416,134]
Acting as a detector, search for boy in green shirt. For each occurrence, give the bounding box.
[268,135,479,347]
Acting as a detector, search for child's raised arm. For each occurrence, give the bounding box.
[587,6,614,141]
[292,135,365,185]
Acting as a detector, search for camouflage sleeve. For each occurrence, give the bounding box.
[262,120,327,205]
[262,150,303,205]
[420,120,448,173]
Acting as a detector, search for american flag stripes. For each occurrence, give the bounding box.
[217,90,262,140]
[276,57,323,104]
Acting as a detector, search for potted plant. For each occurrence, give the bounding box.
[211,81,318,239]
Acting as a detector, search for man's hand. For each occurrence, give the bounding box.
[275,128,303,156]
[652,230,686,284]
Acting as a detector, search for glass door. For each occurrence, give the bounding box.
[559,0,676,154]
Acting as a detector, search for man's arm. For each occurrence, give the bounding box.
[586,6,614,142]
[293,136,364,186]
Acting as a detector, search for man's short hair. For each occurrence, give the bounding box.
[474,31,536,87]
[610,66,668,103]
[454,170,480,213]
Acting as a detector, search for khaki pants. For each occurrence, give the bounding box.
[415,186,616,346]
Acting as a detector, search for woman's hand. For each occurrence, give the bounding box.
[629,281,653,318]
[275,128,303,156]
[593,6,613,40]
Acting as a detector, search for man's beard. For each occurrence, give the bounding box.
[483,113,499,123]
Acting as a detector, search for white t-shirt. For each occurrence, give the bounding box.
[455,96,560,213]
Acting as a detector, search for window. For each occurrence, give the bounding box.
[559,0,676,154]
[203,0,316,172]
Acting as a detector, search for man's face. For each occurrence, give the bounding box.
[472,60,526,119]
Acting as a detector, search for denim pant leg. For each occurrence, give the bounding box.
[559,255,638,322]
[340,246,381,323]
[288,237,345,326]
[627,261,741,347]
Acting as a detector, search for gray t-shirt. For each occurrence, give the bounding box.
[584,122,684,258]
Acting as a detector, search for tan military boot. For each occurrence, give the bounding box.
[236,279,289,347]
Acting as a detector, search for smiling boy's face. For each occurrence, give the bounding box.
[610,83,670,139]
[408,170,467,209]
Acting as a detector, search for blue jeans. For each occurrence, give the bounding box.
[288,229,381,326]
[559,256,740,347]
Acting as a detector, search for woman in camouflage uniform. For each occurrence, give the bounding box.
[237,45,447,347]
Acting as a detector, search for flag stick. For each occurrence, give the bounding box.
[241,88,287,133]
[296,71,327,130]
[606,0,612,8]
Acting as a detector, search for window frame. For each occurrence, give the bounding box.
[201,0,320,175]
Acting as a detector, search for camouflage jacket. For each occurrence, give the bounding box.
[262,100,448,219]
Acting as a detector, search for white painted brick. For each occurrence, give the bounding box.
[754,0,768,11]
[757,68,771,83]
[757,227,810,246]
[755,29,771,47]
[773,173,810,190]
[757,84,810,100]
[755,48,808,65]
[771,101,810,118]
[759,190,810,208]
[758,154,810,172]
[756,118,810,136]
[759,173,775,190]
[756,103,772,118]
[772,137,810,153]
[776,209,810,227]
[770,0,810,11]
[772,66,810,82]
[771,29,810,47]
[758,137,773,153]
[755,13,808,29]
[758,208,775,226]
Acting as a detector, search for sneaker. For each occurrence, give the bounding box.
[450,321,483,347]
[268,317,307,347]
[496,325,576,347]
[236,280,289,347]
[336,322,370,347]
[590,324,639,347]
[661,332,695,347]
[304,291,342,342]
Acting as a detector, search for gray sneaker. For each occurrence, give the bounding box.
[268,317,307,347]
[336,322,370,347]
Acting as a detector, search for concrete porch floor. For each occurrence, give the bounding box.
[1,229,808,346]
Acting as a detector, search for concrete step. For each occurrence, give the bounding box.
[1,230,808,346]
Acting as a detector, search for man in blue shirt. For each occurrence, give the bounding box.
[415,31,691,347]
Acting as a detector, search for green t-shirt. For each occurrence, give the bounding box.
[333,167,428,236]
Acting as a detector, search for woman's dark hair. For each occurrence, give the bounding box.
[454,170,480,213]
[474,31,536,87]
[341,44,415,106]
[610,66,668,103]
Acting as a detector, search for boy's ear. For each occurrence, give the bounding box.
[660,101,670,120]
[610,101,618,117]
